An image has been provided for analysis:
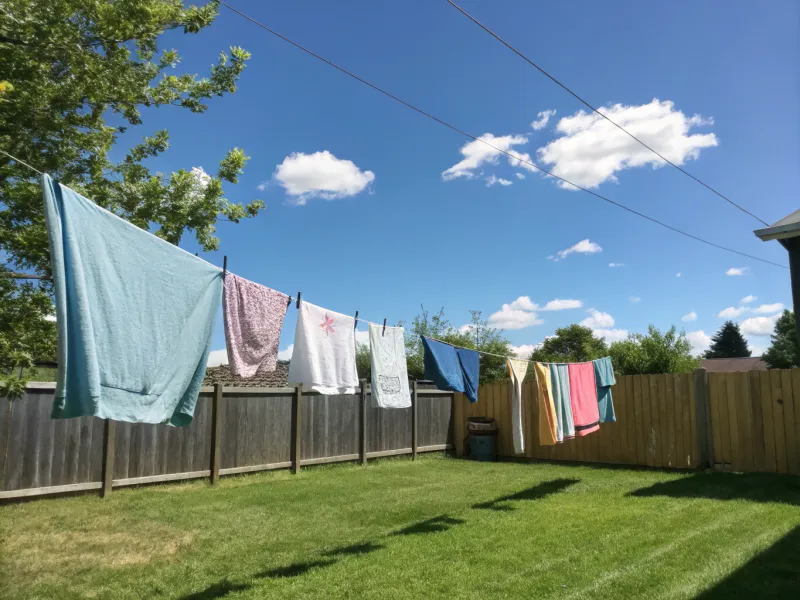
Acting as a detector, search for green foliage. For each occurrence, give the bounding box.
[609,325,699,375]
[529,325,607,364]
[0,271,56,373]
[704,321,751,358]
[0,0,263,365]
[762,310,799,369]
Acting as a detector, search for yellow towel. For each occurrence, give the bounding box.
[534,363,559,446]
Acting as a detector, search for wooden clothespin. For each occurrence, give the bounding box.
[296,292,302,309]
[382,318,387,336]
[354,311,359,330]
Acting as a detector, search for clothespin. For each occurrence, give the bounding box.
[354,311,359,330]
[296,292,302,309]
[382,318,387,336]
[222,255,228,280]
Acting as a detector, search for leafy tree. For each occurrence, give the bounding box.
[529,325,607,364]
[0,270,56,372]
[0,1,264,377]
[762,310,799,369]
[609,325,699,375]
[704,321,751,358]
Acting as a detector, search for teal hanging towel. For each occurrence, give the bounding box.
[42,174,222,426]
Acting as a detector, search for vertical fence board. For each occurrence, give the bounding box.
[673,375,684,468]
[624,376,636,464]
[760,371,778,472]
[725,374,740,471]
[750,371,766,472]
[780,369,798,475]
[0,398,9,489]
[770,370,788,473]
[633,375,646,465]
[737,372,754,473]
[637,376,651,466]
[793,370,800,473]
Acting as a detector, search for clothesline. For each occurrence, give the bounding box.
[0,149,44,175]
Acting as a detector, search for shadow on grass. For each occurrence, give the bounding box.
[179,580,251,600]
[694,526,800,598]
[472,478,580,511]
[257,559,337,579]
[322,541,384,557]
[629,472,800,506]
[393,514,466,536]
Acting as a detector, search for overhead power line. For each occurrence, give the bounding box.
[446,0,770,227]
[218,2,786,269]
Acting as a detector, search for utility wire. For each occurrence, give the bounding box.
[218,2,785,269]
[446,0,770,227]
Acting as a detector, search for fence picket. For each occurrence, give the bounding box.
[771,370,788,473]
[780,369,798,475]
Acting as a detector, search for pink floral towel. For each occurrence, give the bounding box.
[223,274,288,377]
[567,362,600,436]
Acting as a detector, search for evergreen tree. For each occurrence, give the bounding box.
[762,310,799,369]
[704,321,751,358]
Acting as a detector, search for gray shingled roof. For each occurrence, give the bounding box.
[203,361,289,387]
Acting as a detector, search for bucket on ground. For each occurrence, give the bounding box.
[466,417,497,461]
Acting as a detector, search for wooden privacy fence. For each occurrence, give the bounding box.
[0,382,454,500]
[453,368,800,475]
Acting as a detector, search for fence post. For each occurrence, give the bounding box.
[100,419,115,498]
[693,368,713,469]
[291,385,302,474]
[359,379,368,466]
[210,383,223,485]
[411,380,418,460]
[453,392,465,457]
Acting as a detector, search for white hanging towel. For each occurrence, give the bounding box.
[507,358,528,454]
[369,323,411,408]
[287,301,359,394]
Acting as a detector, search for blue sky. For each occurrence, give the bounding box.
[124,0,799,362]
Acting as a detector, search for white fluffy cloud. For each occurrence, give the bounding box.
[686,330,712,355]
[278,344,294,361]
[510,344,538,359]
[753,303,784,315]
[549,239,602,261]
[676,272,682,278]
[682,311,697,322]
[515,172,526,180]
[274,151,375,205]
[487,296,544,330]
[535,99,718,189]
[594,329,629,342]
[717,306,747,318]
[726,267,749,276]
[485,174,513,187]
[740,295,757,304]
[442,133,529,181]
[207,349,229,367]
[507,296,536,311]
[741,315,780,336]
[608,262,624,268]
[629,296,641,303]
[541,299,582,311]
[531,109,556,131]
[581,309,615,329]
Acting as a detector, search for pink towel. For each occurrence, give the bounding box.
[567,362,600,436]
[223,274,288,377]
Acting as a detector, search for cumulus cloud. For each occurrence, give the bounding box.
[541,299,582,311]
[717,306,747,319]
[608,262,624,268]
[487,296,543,330]
[594,329,629,342]
[515,172,526,180]
[752,303,784,315]
[741,315,780,336]
[510,344,538,359]
[682,311,697,322]
[256,182,268,192]
[686,330,712,354]
[740,295,758,304]
[629,296,641,303]
[274,150,375,205]
[549,239,602,261]
[485,174,513,187]
[535,99,718,189]
[442,133,529,180]
[726,267,748,276]
[676,272,682,278]
[531,109,556,131]
[207,349,229,367]
[278,344,294,361]
[581,309,615,329]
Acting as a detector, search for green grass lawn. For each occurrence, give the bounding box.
[2,456,800,599]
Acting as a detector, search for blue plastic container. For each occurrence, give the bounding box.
[468,433,497,461]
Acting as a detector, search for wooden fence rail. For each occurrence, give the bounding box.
[454,368,800,476]
[0,382,454,500]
